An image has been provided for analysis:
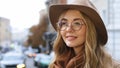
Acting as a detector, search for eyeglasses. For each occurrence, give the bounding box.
[57,19,85,31]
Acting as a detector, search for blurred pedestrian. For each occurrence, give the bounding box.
[48,0,120,68]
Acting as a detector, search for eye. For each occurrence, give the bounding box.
[73,22,81,26]
[59,21,67,27]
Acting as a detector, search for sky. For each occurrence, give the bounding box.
[0,0,46,32]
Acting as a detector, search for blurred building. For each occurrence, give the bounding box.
[0,17,11,46]
[106,0,120,60]
[12,29,29,45]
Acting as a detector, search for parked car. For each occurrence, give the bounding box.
[34,52,54,68]
[0,52,25,68]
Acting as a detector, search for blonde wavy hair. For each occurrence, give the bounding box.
[49,9,112,68]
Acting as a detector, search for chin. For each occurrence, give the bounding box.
[66,43,77,47]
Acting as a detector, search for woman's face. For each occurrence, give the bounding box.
[59,10,86,48]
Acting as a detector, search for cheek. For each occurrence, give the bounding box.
[77,31,86,42]
[79,33,86,43]
[78,27,86,42]
[60,31,65,37]
[60,31,66,41]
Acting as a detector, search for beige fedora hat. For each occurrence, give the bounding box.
[49,0,108,45]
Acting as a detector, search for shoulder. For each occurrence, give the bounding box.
[113,59,120,68]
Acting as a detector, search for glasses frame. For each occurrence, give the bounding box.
[57,19,85,31]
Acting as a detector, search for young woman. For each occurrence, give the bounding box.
[48,0,120,68]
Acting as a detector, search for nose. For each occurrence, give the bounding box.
[66,25,73,31]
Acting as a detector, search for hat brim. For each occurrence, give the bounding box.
[49,5,108,45]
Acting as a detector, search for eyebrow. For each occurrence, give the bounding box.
[60,18,67,21]
[60,18,82,21]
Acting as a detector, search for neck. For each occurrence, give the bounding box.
[66,44,85,68]
[73,44,85,55]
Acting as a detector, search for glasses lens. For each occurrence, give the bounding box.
[58,22,67,31]
[72,21,82,30]
[58,19,84,31]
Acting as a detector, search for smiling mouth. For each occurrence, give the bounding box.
[66,36,77,41]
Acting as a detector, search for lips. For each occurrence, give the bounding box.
[66,36,77,41]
